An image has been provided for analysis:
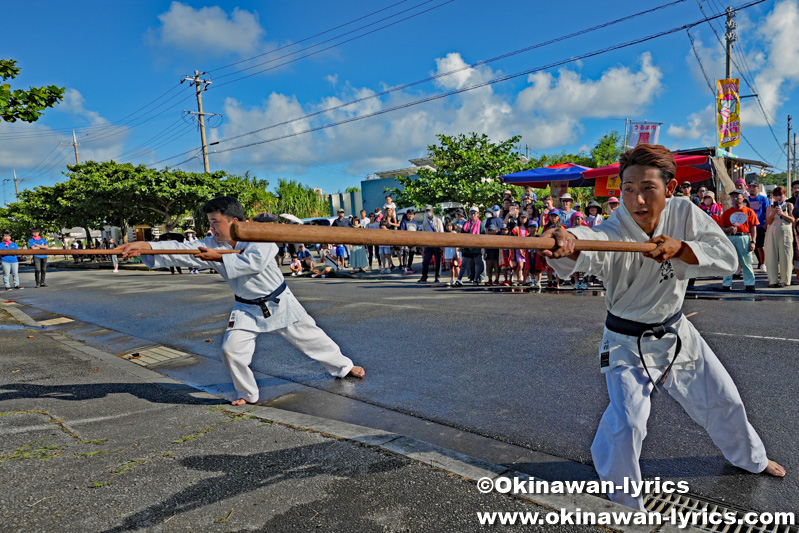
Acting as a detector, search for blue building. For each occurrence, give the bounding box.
[360,157,432,214]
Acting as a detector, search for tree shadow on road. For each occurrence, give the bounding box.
[0,382,222,405]
[100,442,404,532]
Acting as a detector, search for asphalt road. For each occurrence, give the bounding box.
[8,264,797,515]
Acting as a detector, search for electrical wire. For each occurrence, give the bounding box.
[207,0,689,150]
[201,2,766,160]
[211,0,456,89]
[686,28,772,164]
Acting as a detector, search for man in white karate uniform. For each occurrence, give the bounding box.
[120,196,364,406]
[542,145,784,511]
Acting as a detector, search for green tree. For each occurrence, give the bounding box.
[390,133,525,209]
[273,178,328,218]
[0,59,65,123]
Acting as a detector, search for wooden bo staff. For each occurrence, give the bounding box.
[230,222,658,253]
[0,248,243,256]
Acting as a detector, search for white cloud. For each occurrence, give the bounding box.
[60,88,108,126]
[667,104,715,141]
[204,51,665,184]
[151,2,265,57]
[516,53,661,118]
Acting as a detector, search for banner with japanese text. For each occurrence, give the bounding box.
[717,78,740,149]
[626,121,660,150]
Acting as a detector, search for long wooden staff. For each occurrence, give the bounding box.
[0,249,243,256]
[230,222,657,253]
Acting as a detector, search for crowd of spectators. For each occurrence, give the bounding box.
[287,180,799,291]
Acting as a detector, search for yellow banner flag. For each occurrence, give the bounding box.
[717,78,740,149]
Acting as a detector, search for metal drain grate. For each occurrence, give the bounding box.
[645,490,797,533]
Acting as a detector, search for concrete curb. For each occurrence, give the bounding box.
[2,302,697,532]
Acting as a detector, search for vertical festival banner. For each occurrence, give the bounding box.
[626,121,661,150]
[717,78,740,149]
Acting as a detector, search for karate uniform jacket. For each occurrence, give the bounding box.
[142,238,303,333]
[549,197,738,373]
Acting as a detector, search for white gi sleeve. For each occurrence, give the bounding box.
[670,203,738,280]
[221,242,278,279]
[140,237,220,270]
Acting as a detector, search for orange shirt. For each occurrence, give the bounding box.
[719,206,759,234]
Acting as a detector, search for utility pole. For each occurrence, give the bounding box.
[793,133,797,175]
[12,169,20,201]
[724,7,736,80]
[182,70,214,173]
[788,115,792,191]
[60,129,80,165]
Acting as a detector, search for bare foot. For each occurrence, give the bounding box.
[347,366,365,378]
[231,398,254,406]
[763,460,786,477]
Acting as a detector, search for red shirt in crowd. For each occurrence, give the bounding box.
[719,206,759,234]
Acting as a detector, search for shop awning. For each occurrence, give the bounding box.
[500,162,594,188]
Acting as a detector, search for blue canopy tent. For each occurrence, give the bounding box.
[500,162,594,188]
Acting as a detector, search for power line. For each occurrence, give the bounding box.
[692,0,785,153]
[207,0,415,74]
[204,2,766,159]
[211,0,456,89]
[208,0,689,150]
[686,28,772,164]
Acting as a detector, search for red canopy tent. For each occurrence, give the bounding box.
[583,155,711,196]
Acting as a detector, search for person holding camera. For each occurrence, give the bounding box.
[764,186,795,287]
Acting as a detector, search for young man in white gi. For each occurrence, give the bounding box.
[542,144,784,511]
[120,196,364,406]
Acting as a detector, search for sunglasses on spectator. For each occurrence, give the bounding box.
[680,185,691,188]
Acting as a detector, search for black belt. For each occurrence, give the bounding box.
[234,281,287,318]
[605,310,684,393]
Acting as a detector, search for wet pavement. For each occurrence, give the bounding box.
[4,263,797,518]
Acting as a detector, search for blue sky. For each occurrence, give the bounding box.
[2,0,797,205]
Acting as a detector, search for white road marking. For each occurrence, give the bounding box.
[707,332,799,343]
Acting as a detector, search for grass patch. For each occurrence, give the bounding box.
[90,481,110,488]
[0,409,49,417]
[160,451,173,457]
[173,426,212,443]
[113,458,148,475]
[1,441,62,463]
[76,450,107,458]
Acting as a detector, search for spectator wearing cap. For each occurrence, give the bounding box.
[699,191,722,223]
[719,189,758,292]
[331,209,351,268]
[502,189,514,201]
[559,193,576,228]
[399,207,420,274]
[454,206,484,286]
[679,181,701,205]
[492,204,502,220]
[296,243,314,272]
[764,186,795,287]
[418,205,444,283]
[746,181,769,271]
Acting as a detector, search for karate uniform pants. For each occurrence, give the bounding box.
[765,218,794,285]
[221,311,354,403]
[590,334,768,511]
[722,235,756,288]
